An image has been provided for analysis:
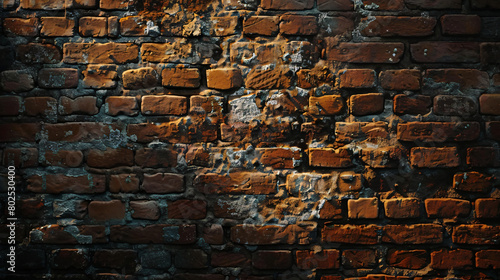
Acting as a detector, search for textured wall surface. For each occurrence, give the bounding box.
[1,0,500,279]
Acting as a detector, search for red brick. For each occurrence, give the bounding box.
[425,69,489,90]
[130,200,160,220]
[405,0,461,9]
[168,199,207,219]
[309,148,353,168]
[279,15,317,35]
[348,198,379,219]
[261,0,313,10]
[162,68,200,88]
[382,224,443,244]
[253,250,292,269]
[71,0,97,8]
[411,42,480,63]
[480,94,500,115]
[296,249,340,269]
[135,148,177,168]
[88,200,126,221]
[40,17,75,36]
[256,147,301,169]
[190,95,224,118]
[109,174,139,193]
[320,16,355,36]
[243,16,279,36]
[100,0,133,9]
[425,198,471,218]
[342,249,376,268]
[203,224,224,245]
[79,17,107,37]
[0,123,40,142]
[3,18,39,36]
[211,252,249,267]
[105,96,138,116]
[453,172,492,193]
[467,147,500,167]
[361,16,436,37]
[173,274,224,280]
[362,0,404,10]
[387,249,428,269]
[453,224,500,245]
[383,198,421,219]
[380,70,421,91]
[337,172,363,192]
[398,122,479,142]
[87,147,134,168]
[472,0,500,9]
[475,199,500,219]
[431,249,473,270]
[3,148,38,168]
[393,94,431,115]
[317,0,353,10]
[476,250,500,269]
[59,96,98,115]
[0,70,35,93]
[309,95,345,115]
[326,42,404,63]
[2,0,16,9]
[360,146,409,169]
[52,199,88,219]
[0,96,21,116]
[63,43,138,64]
[231,223,316,245]
[142,173,184,193]
[140,42,200,64]
[338,69,376,88]
[83,64,118,88]
[16,43,61,64]
[19,198,45,219]
[141,95,187,115]
[195,171,277,194]
[107,16,119,37]
[411,147,460,168]
[175,249,208,269]
[110,224,196,244]
[335,122,388,143]
[245,66,293,89]
[93,249,136,274]
[211,16,239,36]
[434,95,477,116]
[28,174,105,194]
[441,15,481,35]
[24,96,57,116]
[20,0,66,10]
[481,43,500,64]
[122,67,159,89]
[322,225,380,245]
[206,68,242,90]
[351,93,385,116]
[119,16,147,36]
[52,249,88,270]
[486,121,500,141]
[38,68,78,89]
[30,225,106,244]
[46,122,120,142]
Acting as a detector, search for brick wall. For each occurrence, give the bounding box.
[1,0,500,279]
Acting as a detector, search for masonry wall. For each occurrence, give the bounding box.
[1,0,500,279]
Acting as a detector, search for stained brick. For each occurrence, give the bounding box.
[162,68,200,88]
[59,96,98,115]
[467,147,500,167]
[472,0,500,9]
[20,0,66,10]
[16,43,61,64]
[348,198,379,219]
[135,148,178,168]
[2,148,38,168]
[476,250,500,269]
[88,200,126,221]
[326,42,404,63]
[30,225,106,244]
[361,16,436,37]
[411,147,460,168]
[383,198,421,219]
[211,16,239,36]
[141,95,188,115]
[309,95,345,115]
[168,199,207,219]
[231,223,316,245]
[40,17,75,36]
[53,199,88,219]
[253,250,292,269]
[475,199,500,219]
[411,42,480,63]
[382,224,443,244]
[38,68,78,89]
[142,173,184,193]
[431,249,473,270]
[362,0,404,10]
[387,249,428,269]
[0,123,40,142]
[245,66,293,89]
[0,96,21,116]
[296,249,339,270]
[46,122,120,142]
[261,0,314,10]
[63,43,139,64]
[350,93,384,116]
[441,15,481,35]
[93,249,136,274]
[110,224,196,244]
[105,96,138,116]
[43,150,83,168]
[452,224,500,245]
[405,0,462,9]
[79,17,107,37]
[425,198,471,218]
[486,121,500,141]
[28,174,106,194]
[453,171,492,193]
[393,94,431,115]
[0,70,35,92]
[317,0,353,10]
[309,148,353,168]
[342,249,376,268]
[480,94,500,115]
[3,18,39,36]
[338,69,376,89]
[195,172,277,194]
[322,225,380,244]
[52,249,88,270]
[380,70,421,91]
[280,15,317,35]
[335,122,388,143]
[481,43,500,64]
[175,249,208,269]
[425,69,489,90]
[398,122,480,142]
[244,16,279,36]
[100,0,134,10]
[122,67,159,89]
[211,252,248,267]
[206,68,242,90]
[130,200,160,220]
[82,64,117,88]
[24,96,57,116]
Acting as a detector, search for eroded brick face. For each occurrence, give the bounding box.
[2,0,500,279]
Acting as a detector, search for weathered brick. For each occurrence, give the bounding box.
[309,148,353,168]
[87,148,134,168]
[30,225,106,244]
[38,68,78,89]
[261,0,314,10]
[467,147,500,167]
[79,17,107,37]
[280,15,317,35]
[350,93,384,116]
[109,174,139,193]
[59,96,98,115]
[19,198,45,219]
[476,250,500,269]
[16,43,61,64]
[88,200,126,221]
[335,122,388,143]
[190,95,224,118]
[475,199,500,219]
[393,94,431,115]
[211,252,249,267]
[175,249,208,269]
[135,148,178,168]
[0,96,21,116]
[52,199,88,219]
[28,174,105,194]
[317,0,353,10]
[348,198,379,219]
[0,70,35,93]
[24,96,57,116]
[130,200,160,220]
[425,69,489,90]
[141,42,199,63]
[162,68,200,88]
[441,15,481,35]
[362,0,404,10]
[434,95,477,116]
[296,249,340,269]
[384,198,421,219]
[99,0,134,9]
[40,17,75,37]
[322,225,380,244]
[52,249,88,270]
[46,122,120,142]
[211,16,239,36]
[411,147,460,168]
[203,224,224,245]
[361,16,436,37]
[319,16,355,36]
[453,171,492,193]
[411,42,480,63]
[480,94,500,115]
[141,95,188,115]
[253,250,292,269]
[195,171,277,194]
[243,16,279,36]
[452,224,500,244]
[93,249,136,274]
[206,68,242,90]
[326,42,404,63]
[382,224,443,244]
[245,66,293,89]
[0,123,40,142]
[142,173,184,193]
[168,199,207,219]
[105,96,138,116]
[380,70,421,91]
[82,64,117,88]
[63,43,138,64]
[122,67,159,89]
[486,121,500,141]
[231,223,316,245]
[309,95,345,115]
[3,18,39,36]
[337,172,363,192]
[2,148,38,168]
[20,0,66,10]
[342,249,376,268]
[398,122,480,142]
[387,249,428,269]
[110,224,196,244]
[425,198,471,218]
[431,249,473,270]
[472,0,500,9]
[338,69,376,89]
[405,0,462,9]
[119,16,148,36]
[107,16,119,37]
